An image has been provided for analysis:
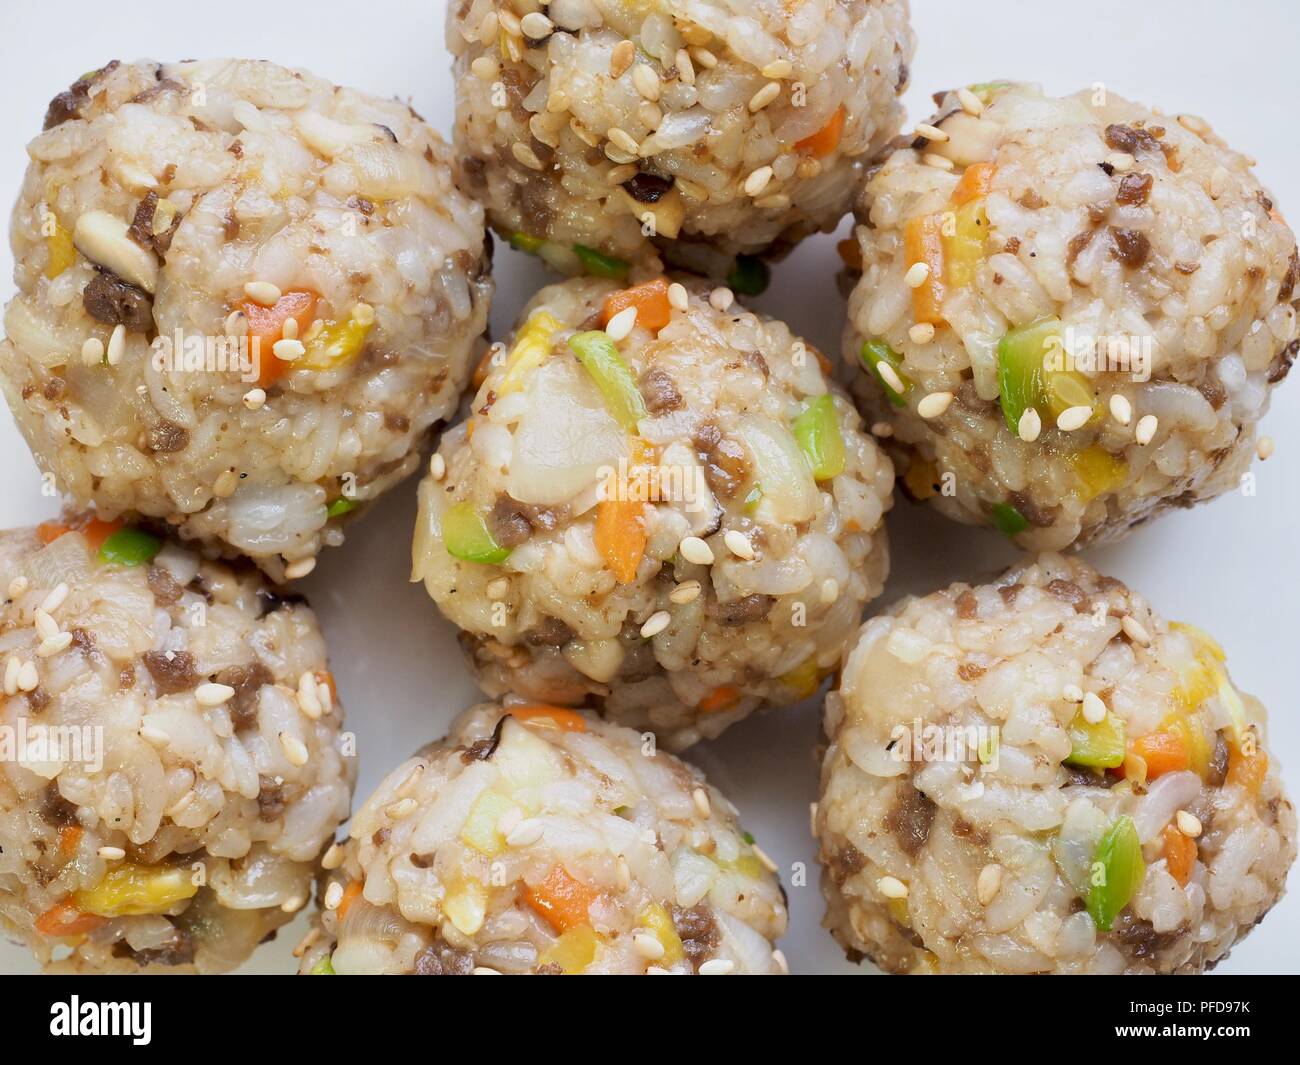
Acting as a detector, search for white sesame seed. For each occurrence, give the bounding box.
[139,724,170,746]
[284,557,316,580]
[470,56,497,81]
[17,661,40,691]
[670,579,701,604]
[297,673,322,719]
[486,577,510,600]
[1056,405,1094,431]
[281,316,299,341]
[1121,615,1152,646]
[699,958,735,975]
[1109,393,1133,426]
[761,59,794,79]
[743,166,773,198]
[1018,406,1043,443]
[1105,152,1135,173]
[428,453,447,481]
[81,337,104,366]
[915,122,949,143]
[243,281,281,306]
[1082,691,1107,725]
[511,141,545,171]
[1257,435,1275,461]
[904,261,931,289]
[321,842,345,870]
[875,361,906,396]
[908,322,936,345]
[675,49,696,85]
[957,87,984,115]
[977,863,1003,905]
[195,682,235,707]
[281,895,306,913]
[631,63,661,102]
[723,530,755,560]
[751,843,779,873]
[917,391,954,419]
[34,609,58,640]
[616,856,631,892]
[317,679,333,715]
[607,127,641,156]
[1176,810,1203,838]
[1135,414,1159,445]
[605,163,638,185]
[40,582,70,614]
[273,338,305,362]
[748,81,781,112]
[98,846,126,860]
[519,11,553,38]
[708,287,734,313]
[633,933,666,960]
[279,732,309,767]
[692,787,711,818]
[506,818,545,847]
[640,610,672,639]
[667,282,689,311]
[1062,683,1084,703]
[609,40,635,79]
[242,388,267,411]
[385,798,417,820]
[3,657,19,697]
[691,47,718,69]
[323,882,344,910]
[877,875,909,900]
[821,578,840,605]
[606,305,638,341]
[37,632,73,658]
[106,324,126,366]
[923,153,955,171]
[496,8,520,36]
[679,536,714,566]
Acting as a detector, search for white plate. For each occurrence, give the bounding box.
[0,0,1295,974]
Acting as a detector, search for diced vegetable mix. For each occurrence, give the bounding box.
[1066,710,1127,769]
[537,924,601,974]
[726,255,770,296]
[509,232,546,254]
[567,331,648,431]
[990,502,1029,537]
[442,501,511,565]
[98,527,162,566]
[637,903,685,965]
[1086,815,1144,932]
[461,790,517,857]
[35,903,106,938]
[299,308,374,373]
[1066,446,1127,501]
[1226,732,1269,797]
[951,162,996,206]
[1130,728,1190,779]
[238,289,318,388]
[1162,824,1197,888]
[327,497,358,518]
[791,395,846,480]
[525,866,600,933]
[594,497,647,584]
[572,244,630,280]
[859,340,911,406]
[996,316,1056,431]
[73,863,198,918]
[904,213,946,325]
[903,458,939,501]
[778,655,824,699]
[601,278,672,333]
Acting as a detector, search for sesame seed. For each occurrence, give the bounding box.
[297,672,322,719]
[470,56,497,80]
[692,787,711,818]
[273,338,305,362]
[1135,414,1159,445]
[195,682,236,707]
[34,609,58,640]
[321,842,345,870]
[1082,691,1107,725]
[281,895,306,913]
[676,49,695,85]
[81,337,104,366]
[1121,615,1152,646]
[3,657,19,697]
[904,261,931,288]
[923,153,955,171]
[670,579,702,604]
[496,8,520,36]
[323,881,344,910]
[511,142,545,171]
[8,576,28,598]
[139,724,170,746]
[242,388,267,411]
[821,578,840,605]
[1062,683,1084,703]
[284,557,316,580]
[748,81,781,112]
[772,948,790,974]
[908,322,936,345]
[915,122,949,143]
[352,302,375,327]
[957,87,984,115]
[724,529,755,560]
[243,281,281,306]
[1176,810,1203,838]
[699,958,735,975]
[691,47,718,69]
[607,127,641,156]
[606,163,638,185]
[213,469,238,498]
[610,40,635,79]
[506,818,545,847]
[708,287,734,312]
[606,305,638,341]
[752,843,779,873]
[977,863,1003,905]
[917,391,954,419]
[877,875,909,900]
[1109,394,1132,426]
[1257,435,1275,460]
[98,846,126,860]
[385,798,417,820]
[428,453,447,482]
[875,361,906,395]
[279,732,309,767]
[1018,406,1042,443]
[317,678,333,715]
[519,11,553,38]
[679,536,714,566]
[640,610,672,639]
[666,282,689,311]
[633,933,666,960]
[743,166,773,198]
[394,763,424,800]
[762,59,794,79]
[1105,152,1135,173]
[106,324,126,366]
[37,632,72,658]
[17,661,39,691]
[486,577,510,600]
[617,856,631,892]
[1056,405,1093,431]
[631,63,661,102]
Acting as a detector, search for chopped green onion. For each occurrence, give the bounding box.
[859,340,910,407]
[996,316,1058,432]
[1066,710,1127,769]
[308,954,336,975]
[726,255,770,296]
[509,232,545,255]
[791,394,846,480]
[98,528,162,567]
[743,485,763,511]
[991,502,1029,537]
[567,330,647,431]
[572,244,630,280]
[742,831,755,845]
[326,498,358,518]
[1086,815,1144,932]
[442,502,511,565]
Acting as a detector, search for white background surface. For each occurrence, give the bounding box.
[0,0,1296,974]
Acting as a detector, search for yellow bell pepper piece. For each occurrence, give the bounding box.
[1065,445,1127,502]
[945,200,987,288]
[443,879,487,936]
[460,791,518,857]
[45,215,76,280]
[538,924,601,974]
[637,903,685,965]
[778,655,825,699]
[498,311,562,395]
[300,305,375,372]
[73,863,198,918]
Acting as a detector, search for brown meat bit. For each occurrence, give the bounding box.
[745,350,770,378]
[1046,579,1091,613]
[489,496,534,548]
[1064,764,1114,789]
[1113,912,1183,959]
[1279,249,1299,303]
[119,664,136,690]
[693,423,748,500]
[372,828,391,848]
[956,590,979,620]
[671,903,720,967]
[951,818,991,846]
[461,715,506,764]
[1198,377,1227,411]
[1174,260,1200,275]
[384,411,410,433]
[1110,228,1151,269]
[347,195,375,216]
[83,269,153,333]
[1104,124,1163,158]
[257,588,308,618]
[1017,189,1048,210]
[884,780,935,857]
[214,662,273,731]
[1095,575,1129,594]
[126,191,178,257]
[409,852,435,869]
[1208,730,1230,787]
[129,78,186,106]
[146,420,189,454]
[637,366,682,413]
[827,845,866,880]
[41,781,79,827]
[957,661,986,681]
[526,616,573,647]
[534,962,565,975]
[142,650,198,695]
[1116,172,1154,206]
[147,565,183,606]
[623,172,674,203]
[1267,339,1298,384]
[256,776,286,821]
[998,583,1023,606]
[42,62,119,130]
[413,942,474,975]
[712,594,773,626]
[1003,236,1022,255]
[44,378,65,401]
[1066,227,1097,269]
[113,928,196,968]
[1008,490,1058,529]
[69,627,97,657]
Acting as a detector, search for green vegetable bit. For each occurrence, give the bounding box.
[997,316,1059,432]
[327,498,358,518]
[1065,710,1127,769]
[742,831,755,846]
[572,244,630,280]
[726,255,770,296]
[859,340,910,407]
[567,331,648,431]
[98,528,162,566]
[990,502,1029,537]
[509,232,545,255]
[791,394,846,480]
[1086,815,1145,932]
[308,954,336,975]
[743,485,763,511]
[442,502,512,565]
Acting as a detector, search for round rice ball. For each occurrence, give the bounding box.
[0,519,354,973]
[815,552,1296,974]
[0,59,493,581]
[841,82,1299,549]
[297,700,787,975]
[447,0,914,277]
[412,275,893,750]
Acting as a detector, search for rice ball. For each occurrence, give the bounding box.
[297,700,787,975]
[815,552,1296,974]
[0,519,354,973]
[0,59,493,581]
[841,82,1299,549]
[447,0,914,279]
[412,275,894,750]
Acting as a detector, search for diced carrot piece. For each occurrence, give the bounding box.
[472,345,497,389]
[601,278,672,334]
[796,105,846,158]
[37,521,72,545]
[524,866,599,933]
[836,237,862,271]
[952,162,997,206]
[337,880,363,921]
[1227,735,1268,797]
[35,902,106,938]
[238,289,319,388]
[904,213,946,325]
[508,705,588,733]
[1130,729,1189,779]
[594,496,646,584]
[80,518,123,553]
[1161,824,1197,887]
[698,685,741,714]
[58,826,83,858]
